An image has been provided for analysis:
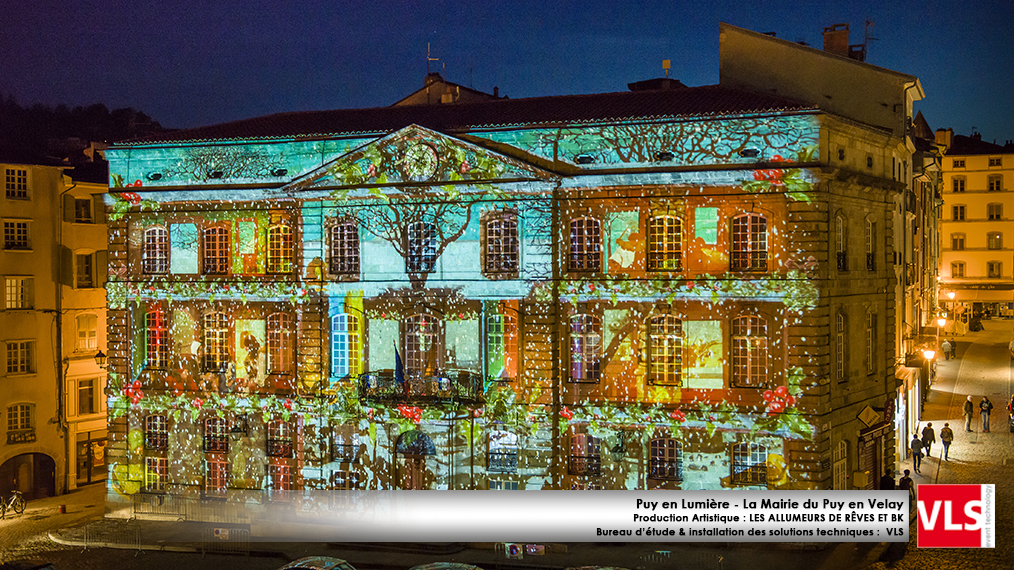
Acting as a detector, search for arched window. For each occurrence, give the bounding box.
[835,312,847,382]
[568,433,602,476]
[569,315,601,382]
[835,215,847,271]
[488,429,519,474]
[647,215,682,271]
[331,313,362,378]
[569,217,602,271]
[649,437,682,481]
[146,309,169,369]
[648,315,682,386]
[202,226,230,275]
[486,313,518,382]
[267,312,293,375]
[266,222,293,273]
[484,213,519,274]
[145,414,168,450]
[731,213,768,271]
[202,312,230,372]
[732,315,768,387]
[406,222,437,273]
[329,220,360,275]
[204,417,228,452]
[405,314,440,376]
[142,226,169,274]
[731,442,767,485]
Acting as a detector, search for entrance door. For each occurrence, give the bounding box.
[400,456,425,490]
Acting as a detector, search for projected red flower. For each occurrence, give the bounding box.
[560,406,574,420]
[119,192,142,205]
[763,386,796,416]
[669,409,686,423]
[397,405,423,423]
[122,380,144,405]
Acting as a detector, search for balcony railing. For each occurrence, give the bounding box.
[836,251,848,271]
[648,459,683,481]
[731,464,767,485]
[866,253,876,271]
[358,369,483,404]
[7,429,36,444]
[487,451,518,473]
[204,436,229,453]
[266,439,293,458]
[568,454,602,476]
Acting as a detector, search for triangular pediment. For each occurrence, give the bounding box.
[283,124,556,193]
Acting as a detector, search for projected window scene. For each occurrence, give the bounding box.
[485,312,517,382]
[483,212,519,275]
[145,415,168,450]
[569,314,601,382]
[267,420,293,458]
[732,315,768,387]
[487,429,518,474]
[406,222,437,273]
[202,312,230,372]
[145,310,169,369]
[202,225,230,274]
[204,417,228,453]
[266,312,293,376]
[649,437,683,482]
[569,433,601,476]
[328,220,360,276]
[731,213,767,271]
[732,442,767,485]
[144,457,168,493]
[331,313,361,379]
[569,217,602,271]
[648,315,682,386]
[205,460,229,497]
[266,222,293,273]
[405,314,440,377]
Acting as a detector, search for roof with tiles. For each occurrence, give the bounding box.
[946,134,1014,156]
[124,84,818,145]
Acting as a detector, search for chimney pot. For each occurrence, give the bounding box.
[822,23,850,57]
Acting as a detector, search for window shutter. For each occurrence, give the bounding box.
[96,250,109,287]
[59,246,74,286]
[63,194,76,223]
[92,195,106,224]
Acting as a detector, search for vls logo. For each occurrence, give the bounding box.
[917,484,995,548]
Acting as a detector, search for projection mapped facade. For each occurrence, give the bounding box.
[102,83,904,518]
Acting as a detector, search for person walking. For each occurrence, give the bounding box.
[964,395,975,432]
[950,338,958,358]
[898,469,915,512]
[940,423,954,460]
[980,396,994,432]
[910,434,924,473]
[880,468,895,490]
[921,423,936,457]
[941,339,952,360]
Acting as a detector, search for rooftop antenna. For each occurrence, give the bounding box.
[662,59,671,79]
[427,43,439,74]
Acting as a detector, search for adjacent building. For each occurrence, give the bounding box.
[2,154,109,499]
[102,23,923,523]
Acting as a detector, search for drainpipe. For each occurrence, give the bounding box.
[56,177,76,494]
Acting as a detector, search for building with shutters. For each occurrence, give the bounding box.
[1,154,109,499]
[101,23,925,523]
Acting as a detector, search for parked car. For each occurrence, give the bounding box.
[278,557,356,570]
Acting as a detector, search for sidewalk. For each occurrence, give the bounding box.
[864,318,1014,570]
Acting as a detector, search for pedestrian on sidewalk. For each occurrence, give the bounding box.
[910,434,924,473]
[880,468,895,490]
[980,396,994,432]
[899,469,915,508]
[940,423,954,460]
[964,395,975,432]
[950,338,958,358]
[921,423,936,457]
[941,339,952,360]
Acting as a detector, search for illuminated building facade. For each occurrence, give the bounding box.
[936,130,1014,322]
[2,155,109,499]
[103,26,924,520]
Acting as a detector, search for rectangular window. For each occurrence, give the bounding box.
[266,223,293,273]
[3,221,30,250]
[988,233,1003,250]
[76,313,98,351]
[731,443,767,485]
[4,276,33,309]
[406,222,437,273]
[989,157,1002,167]
[144,457,169,493]
[731,214,768,271]
[329,221,361,275]
[988,261,1002,279]
[988,203,1003,220]
[204,418,229,453]
[484,215,520,275]
[74,198,93,223]
[952,205,965,221]
[331,470,360,490]
[951,234,965,251]
[647,216,683,271]
[835,314,846,382]
[78,379,96,415]
[4,168,28,199]
[865,220,876,271]
[7,404,32,431]
[267,464,292,494]
[866,313,877,375]
[143,226,170,274]
[488,479,519,490]
[6,340,36,374]
[145,415,168,450]
[952,159,965,168]
[952,178,965,193]
[205,460,229,497]
[267,421,293,458]
[951,262,965,278]
[202,226,230,275]
[76,254,94,288]
[988,175,1003,192]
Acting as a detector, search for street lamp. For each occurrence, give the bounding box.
[94,350,107,369]
[937,316,947,344]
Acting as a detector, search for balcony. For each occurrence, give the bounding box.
[648,459,683,481]
[358,369,483,405]
[7,429,36,444]
[568,454,602,476]
[266,439,293,458]
[487,451,518,473]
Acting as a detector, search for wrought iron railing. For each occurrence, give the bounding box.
[568,454,602,476]
[266,439,293,458]
[487,451,518,473]
[648,459,683,481]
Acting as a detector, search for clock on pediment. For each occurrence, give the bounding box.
[401,142,439,182]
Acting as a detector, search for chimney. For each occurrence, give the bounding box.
[493,86,499,98]
[934,128,953,149]
[822,24,850,57]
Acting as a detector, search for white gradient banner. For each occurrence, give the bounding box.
[243,490,910,542]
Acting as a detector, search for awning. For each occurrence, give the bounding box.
[895,366,920,391]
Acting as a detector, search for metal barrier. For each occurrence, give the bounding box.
[639,550,724,570]
[200,526,250,556]
[132,493,252,523]
[83,520,142,553]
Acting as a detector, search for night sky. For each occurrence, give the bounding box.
[4,0,1014,143]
